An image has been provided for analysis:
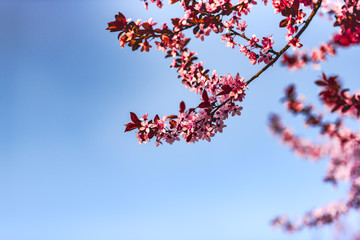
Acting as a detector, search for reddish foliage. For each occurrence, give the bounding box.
[108,0,360,238]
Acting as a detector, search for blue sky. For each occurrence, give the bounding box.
[1,1,360,240]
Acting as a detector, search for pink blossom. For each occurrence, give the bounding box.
[248,51,258,65]
[236,20,247,32]
[222,34,236,49]
[295,10,306,24]
[195,24,211,41]
[261,36,274,53]
[248,34,259,47]
[239,44,249,56]
[288,37,303,50]
[258,53,273,64]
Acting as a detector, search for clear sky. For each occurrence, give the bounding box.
[1,1,360,240]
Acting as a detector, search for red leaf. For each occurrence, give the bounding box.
[124,122,139,132]
[202,90,209,102]
[130,112,141,125]
[222,85,232,93]
[142,22,151,30]
[315,80,327,86]
[331,104,342,112]
[154,114,160,122]
[285,85,295,97]
[115,12,126,22]
[186,133,193,142]
[281,7,292,16]
[217,91,229,96]
[293,0,300,13]
[106,12,127,32]
[217,85,232,96]
[169,119,177,128]
[188,108,195,113]
[171,18,180,26]
[168,115,177,119]
[342,105,351,113]
[148,131,155,139]
[180,101,186,113]
[322,72,328,82]
[183,38,191,47]
[198,102,211,108]
[132,43,140,51]
[279,19,288,28]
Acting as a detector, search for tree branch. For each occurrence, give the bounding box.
[245,0,322,86]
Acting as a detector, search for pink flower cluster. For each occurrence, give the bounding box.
[238,34,275,64]
[269,77,360,232]
[281,0,359,70]
[126,72,246,146]
[107,0,360,236]
[142,0,163,10]
[273,0,307,43]
[282,42,336,70]
[333,0,360,46]
[269,115,329,160]
[272,202,348,232]
[107,0,325,146]
[107,6,251,145]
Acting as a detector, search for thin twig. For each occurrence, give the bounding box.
[229,29,279,56]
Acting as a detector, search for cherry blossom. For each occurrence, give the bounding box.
[106,0,360,237]
[269,76,360,233]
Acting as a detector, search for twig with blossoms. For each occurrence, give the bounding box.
[247,0,322,85]
[107,0,360,237]
[281,0,360,70]
[282,41,336,70]
[107,0,323,145]
[269,74,360,232]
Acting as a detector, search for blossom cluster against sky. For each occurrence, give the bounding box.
[1,1,360,240]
